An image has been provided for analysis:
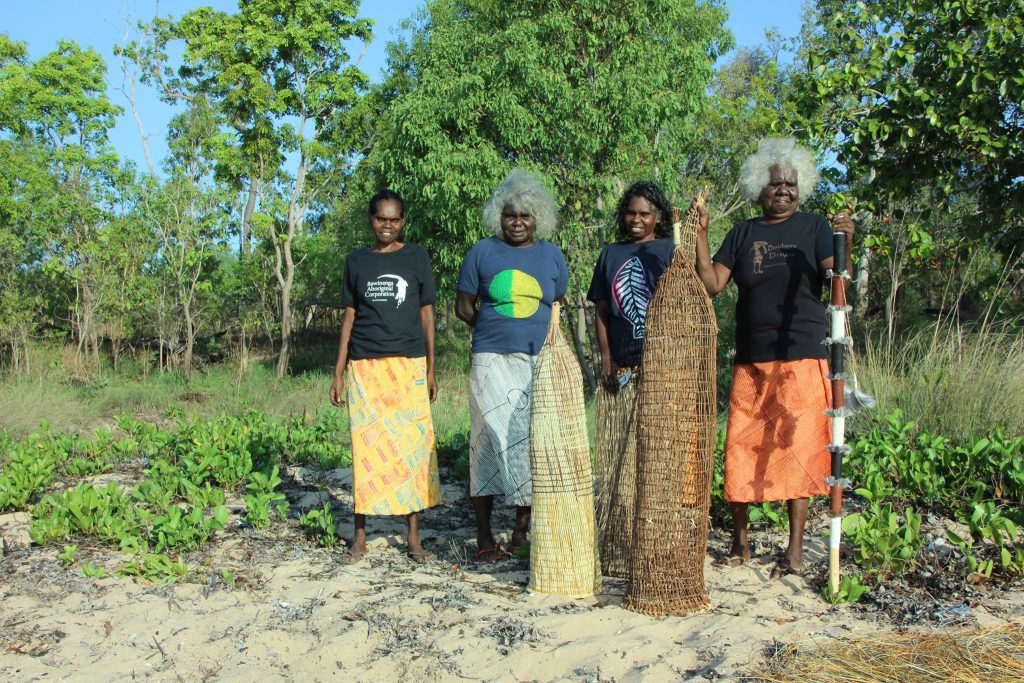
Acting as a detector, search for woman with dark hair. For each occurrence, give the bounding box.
[587,180,677,576]
[329,189,441,564]
[693,137,855,577]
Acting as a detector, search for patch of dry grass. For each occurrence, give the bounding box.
[750,622,1024,683]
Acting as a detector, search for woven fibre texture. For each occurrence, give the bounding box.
[625,223,718,616]
[528,304,601,597]
[594,380,639,578]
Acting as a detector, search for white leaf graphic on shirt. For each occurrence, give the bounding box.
[611,257,652,340]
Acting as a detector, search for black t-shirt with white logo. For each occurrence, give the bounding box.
[713,212,832,363]
[340,243,437,360]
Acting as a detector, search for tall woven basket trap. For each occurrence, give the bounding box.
[528,302,601,597]
[624,193,718,616]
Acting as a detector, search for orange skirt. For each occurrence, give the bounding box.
[723,359,831,503]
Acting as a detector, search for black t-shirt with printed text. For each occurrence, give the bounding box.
[340,243,437,360]
[713,212,832,363]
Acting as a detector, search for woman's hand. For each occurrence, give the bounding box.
[601,358,620,393]
[691,196,709,235]
[329,372,346,408]
[427,369,438,402]
[830,211,855,241]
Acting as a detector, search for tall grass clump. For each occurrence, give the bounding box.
[856,317,1024,442]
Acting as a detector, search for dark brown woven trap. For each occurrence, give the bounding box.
[594,377,639,578]
[624,193,718,616]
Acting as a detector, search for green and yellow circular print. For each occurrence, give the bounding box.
[488,269,542,318]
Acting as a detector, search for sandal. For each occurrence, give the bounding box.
[475,545,510,563]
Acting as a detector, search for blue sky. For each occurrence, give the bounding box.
[4,0,805,170]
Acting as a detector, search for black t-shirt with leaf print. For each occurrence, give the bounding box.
[587,238,675,367]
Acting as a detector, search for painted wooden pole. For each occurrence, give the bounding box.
[826,231,851,594]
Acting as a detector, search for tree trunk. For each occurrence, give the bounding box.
[182,301,195,379]
[855,246,871,318]
[567,291,597,395]
[240,178,259,256]
[277,277,292,377]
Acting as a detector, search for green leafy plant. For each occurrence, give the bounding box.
[81,562,106,578]
[58,544,78,565]
[121,553,189,583]
[244,465,288,529]
[842,490,924,581]
[748,501,788,530]
[299,502,338,547]
[823,574,871,604]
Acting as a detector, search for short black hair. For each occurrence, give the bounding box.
[614,181,672,239]
[367,189,405,218]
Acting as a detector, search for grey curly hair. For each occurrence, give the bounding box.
[738,137,820,202]
[483,169,558,239]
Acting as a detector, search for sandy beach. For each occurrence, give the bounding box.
[2,467,1021,682]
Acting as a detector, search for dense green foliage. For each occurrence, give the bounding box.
[1,0,1023,602]
[0,411,351,580]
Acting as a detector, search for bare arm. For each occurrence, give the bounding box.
[692,199,732,297]
[456,291,478,327]
[420,304,438,401]
[593,300,617,391]
[329,306,357,407]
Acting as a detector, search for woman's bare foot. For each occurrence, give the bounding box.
[726,543,752,567]
[507,526,528,553]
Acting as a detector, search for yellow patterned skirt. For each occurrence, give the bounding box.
[346,356,441,515]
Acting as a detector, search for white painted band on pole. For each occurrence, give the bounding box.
[830,516,842,550]
[831,414,846,445]
[831,310,846,338]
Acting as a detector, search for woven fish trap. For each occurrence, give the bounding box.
[594,377,639,578]
[528,302,601,597]
[625,195,718,617]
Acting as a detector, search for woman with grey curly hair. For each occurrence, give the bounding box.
[693,137,854,578]
[456,169,569,562]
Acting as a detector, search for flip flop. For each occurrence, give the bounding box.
[475,545,510,563]
[337,549,366,565]
[407,549,435,564]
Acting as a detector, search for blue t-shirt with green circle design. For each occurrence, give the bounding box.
[456,237,568,355]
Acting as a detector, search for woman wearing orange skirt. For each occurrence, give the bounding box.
[692,138,854,576]
[329,189,441,564]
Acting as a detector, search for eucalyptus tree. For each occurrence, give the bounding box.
[357,0,730,386]
[130,0,373,376]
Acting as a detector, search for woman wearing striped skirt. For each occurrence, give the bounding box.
[692,138,855,577]
[456,170,568,562]
[329,189,441,564]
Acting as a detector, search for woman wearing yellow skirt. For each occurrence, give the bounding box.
[329,189,442,564]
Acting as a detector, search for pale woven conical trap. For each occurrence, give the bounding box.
[528,302,601,597]
[624,190,718,616]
